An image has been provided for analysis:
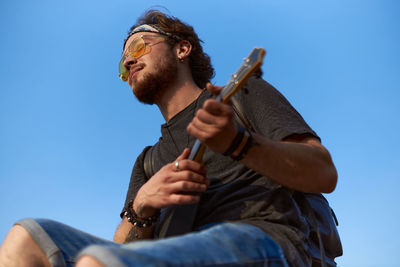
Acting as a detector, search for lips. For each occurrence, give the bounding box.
[128,65,144,83]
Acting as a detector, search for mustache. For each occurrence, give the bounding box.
[131,63,146,73]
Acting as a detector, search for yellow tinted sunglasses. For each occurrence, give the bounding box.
[119,34,169,82]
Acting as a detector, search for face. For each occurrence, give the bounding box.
[122,33,178,104]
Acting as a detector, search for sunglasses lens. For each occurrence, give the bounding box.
[119,56,128,81]
[119,37,146,82]
[129,37,146,58]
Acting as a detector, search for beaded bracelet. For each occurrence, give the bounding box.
[124,200,160,228]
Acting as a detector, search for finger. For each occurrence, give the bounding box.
[173,170,208,184]
[195,109,221,125]
[169,194,200,205]
[203,99,233,117]
[171,159,207,176]
[190,115,219,132]
[187,118,219,142]
[206,82,224,96]
[169,181,208,193]
[189,113,234,139]
[176,148,190,161]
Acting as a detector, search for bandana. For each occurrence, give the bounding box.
[128,24,181,40]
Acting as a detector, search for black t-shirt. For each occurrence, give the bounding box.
[122,77,320,266]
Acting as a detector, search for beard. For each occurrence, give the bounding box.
[132,52,178,105]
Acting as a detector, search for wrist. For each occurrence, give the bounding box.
[230,129,255,161]
[223,126,245,156]
[125,199,160,228]
[132,195,158,218]
[222,125,255,161]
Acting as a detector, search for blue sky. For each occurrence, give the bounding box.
[0,0,399,266]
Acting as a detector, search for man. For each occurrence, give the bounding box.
[0,10,342,267]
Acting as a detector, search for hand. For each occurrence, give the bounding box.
[133,148,208,218]
[187,83,238,154]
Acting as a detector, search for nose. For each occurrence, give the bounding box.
[123,56,137,71]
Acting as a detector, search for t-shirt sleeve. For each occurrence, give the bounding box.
[120,146,152,218]
[232,76,320,142]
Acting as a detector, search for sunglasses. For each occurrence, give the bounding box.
[119,34,169,82]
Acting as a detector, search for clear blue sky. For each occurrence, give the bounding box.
[1,0,399,266]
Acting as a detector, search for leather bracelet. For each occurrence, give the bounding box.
[124,200,160,228]
[223,126,245,156]
[232,130,253,161]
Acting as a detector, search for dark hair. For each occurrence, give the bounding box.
[126,10,215,89]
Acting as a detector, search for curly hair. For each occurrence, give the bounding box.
[125,10,215,89]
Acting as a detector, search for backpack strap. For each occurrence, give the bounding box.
[143,145,155,180]
[294,192,328,267]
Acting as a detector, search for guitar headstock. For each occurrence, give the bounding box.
[219,48,266,103]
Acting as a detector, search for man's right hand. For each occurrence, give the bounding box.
[133,148,209,218]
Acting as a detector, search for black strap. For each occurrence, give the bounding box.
[301,194,327,267]
[143,145,155,180]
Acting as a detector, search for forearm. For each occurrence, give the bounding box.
[114,218,133,243]
[114,196,159,243]
[114,217,155,244]
[240,133,337,193]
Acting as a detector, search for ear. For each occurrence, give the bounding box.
[175,40,192,61]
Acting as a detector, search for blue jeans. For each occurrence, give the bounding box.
[17,218,289,267]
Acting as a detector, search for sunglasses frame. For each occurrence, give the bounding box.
[119,34,170,82]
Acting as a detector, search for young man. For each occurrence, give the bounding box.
[0,10,342,267]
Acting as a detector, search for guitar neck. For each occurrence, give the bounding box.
[189,139,206,162]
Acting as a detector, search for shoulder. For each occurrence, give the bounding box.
[232,76,320,141]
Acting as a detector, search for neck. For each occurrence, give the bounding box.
[156,78,203,121]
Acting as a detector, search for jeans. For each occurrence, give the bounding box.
[17,218,289,267]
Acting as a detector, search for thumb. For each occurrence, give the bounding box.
[176,148,191,161]
[206,82,224,96]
